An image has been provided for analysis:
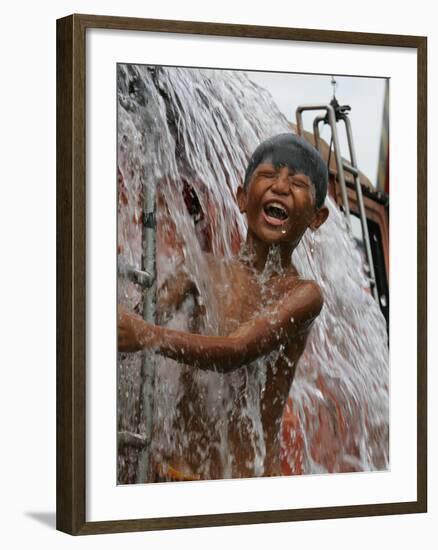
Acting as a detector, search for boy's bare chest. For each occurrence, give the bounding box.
[207,262,292,335]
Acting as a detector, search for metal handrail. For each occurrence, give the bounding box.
[296,104,352,233]
[118,430,149,449]
[135,180,157,483]
[296,102,378,301]
[118,187,158,480]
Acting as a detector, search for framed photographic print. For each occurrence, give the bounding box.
[56,13,427,535]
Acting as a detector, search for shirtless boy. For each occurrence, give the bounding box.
[118,133,329,481]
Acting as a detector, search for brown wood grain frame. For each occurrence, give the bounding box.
[56,13,427,536]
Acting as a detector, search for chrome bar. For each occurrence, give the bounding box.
[136,176,157,484]
[118,431,149,449]
[342,117,378,300]
[117,263,154,288]
[296,102,379,303]
[296,105,352,233]
[312,115,325,154]
[342,163,359,177]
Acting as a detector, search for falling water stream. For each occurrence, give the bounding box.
[117,64,389,483]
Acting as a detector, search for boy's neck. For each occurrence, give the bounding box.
[240,231,299,274]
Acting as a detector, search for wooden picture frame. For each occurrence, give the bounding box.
[56,13,427,535]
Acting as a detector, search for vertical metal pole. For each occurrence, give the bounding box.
[343,117,379,300]
[312,115,325,154]
[296,102,379,302]
[296,105,352,234]
[325,105,352,233]
[136,179,157,483]
[295,110,305,138]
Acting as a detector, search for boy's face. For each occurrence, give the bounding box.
[237,162,328,245]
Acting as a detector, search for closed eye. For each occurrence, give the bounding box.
[290,176,310,187]
[293,179,308,187]
[256,172,276,180]
[259,171,276,177]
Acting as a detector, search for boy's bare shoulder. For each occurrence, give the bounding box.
[283,275,324,313]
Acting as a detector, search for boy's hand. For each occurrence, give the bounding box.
[118,304,145,352]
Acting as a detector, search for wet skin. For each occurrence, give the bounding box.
[118,163,329,478]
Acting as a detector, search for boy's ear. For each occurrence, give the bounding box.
[310,205,329,230]
[236,185,247,213]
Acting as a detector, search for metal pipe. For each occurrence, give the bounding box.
[296,103,379,303]
[118,431,149,450]
[342,117,379,300]
[117,263,154,288]
[296,104,336,135]
[312,115,325,154]
[325,105,352,232]
[135,177,157,484]
[296,105,352,233]
[314,119,359,179]
[342,163,359,177]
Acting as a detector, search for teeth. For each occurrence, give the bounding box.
[264,202,288,218]
[268,202,286,213]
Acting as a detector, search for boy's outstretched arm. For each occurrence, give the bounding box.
[118,280,323,373]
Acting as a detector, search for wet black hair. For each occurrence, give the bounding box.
[243,133,328,209]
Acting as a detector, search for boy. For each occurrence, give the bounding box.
[118,133,329,480]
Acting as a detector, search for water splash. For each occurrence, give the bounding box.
[117,64,389,482]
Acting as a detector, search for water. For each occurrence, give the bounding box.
[117,64,389,482]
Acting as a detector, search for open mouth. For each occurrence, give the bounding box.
[262,202,289,226]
